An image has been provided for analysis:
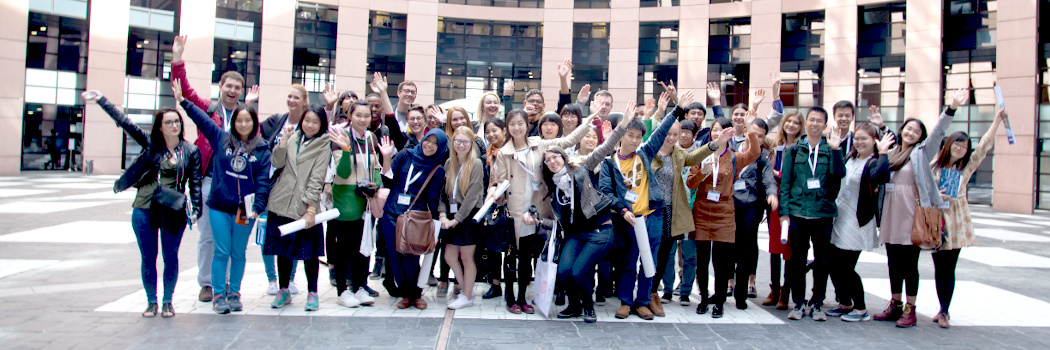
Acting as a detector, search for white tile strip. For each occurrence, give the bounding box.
[960,247,1050,268]
[0,221,136,244]
[863,278,1050,327]
[974,228,1050,243]
[0,259,61,278]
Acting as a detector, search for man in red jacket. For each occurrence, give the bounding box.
[171,35,258,302]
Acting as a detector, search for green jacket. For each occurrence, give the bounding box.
[778,136,845,218]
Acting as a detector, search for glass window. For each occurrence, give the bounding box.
[857,3,906,130]
[572,23,609,94]
[782,12,825,62]
[369,12,408,103]
[436,19,542,108]
[574,0,609,8]
[639,0,678,6]
[212,39,261,88]
[438,0,544,7]
[638,22,678,102]
[293,3,337,101]
[781,12,824,114]
[126,28,176,79]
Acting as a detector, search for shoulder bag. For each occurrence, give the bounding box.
[152,151,186,212]
[395,166,441,255]
[910,192,944,249]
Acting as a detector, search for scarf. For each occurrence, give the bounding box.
[408,129,449,170]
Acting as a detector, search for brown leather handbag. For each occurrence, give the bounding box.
[395,166,441,255]
[910,193,944,249]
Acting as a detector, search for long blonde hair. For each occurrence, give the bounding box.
[475,92,501,123]
[445,106,472,137]
[446,126,478,198]
[773,111,802,147]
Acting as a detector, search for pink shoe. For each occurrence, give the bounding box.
[522,304,535,314]
[508,304,522,314]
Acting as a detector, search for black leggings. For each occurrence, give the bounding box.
[279,256,319,293]
[932,248,961,313]
[326,219,369,295]
[885,244,921,296]
[831,246,866,310]
[733,205,762,282]
[504,234,541,306]
[695,240,735,304]
[651,235,677,293]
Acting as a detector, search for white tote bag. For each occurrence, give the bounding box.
[532,220,558,318]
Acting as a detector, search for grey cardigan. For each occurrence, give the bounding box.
[907,107,955,209]
[439,158,485,224]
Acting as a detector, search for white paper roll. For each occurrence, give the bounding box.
[473,180,510,223]
[780,217,790,244]
[416,220,442,288]
[633,215,656,278]
[278,209,341,236]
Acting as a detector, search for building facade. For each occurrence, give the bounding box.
[0,0,1046,214]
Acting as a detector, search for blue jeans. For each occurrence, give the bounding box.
[557,225,613,310]
[618,208,664,307]
[210,208,253,297]
[131,208,186,303]
[664,239,697,294]
[262,252,296,282]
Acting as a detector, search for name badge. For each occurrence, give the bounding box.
[706,191,721,202]
[886,183,895,192]
[450,203,459,213]
[807,178,821,189]
[397,194,411,205]
[624,191,640,203]
[733,181,746,191]
[532,181,540,191]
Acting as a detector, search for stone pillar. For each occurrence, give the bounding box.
[904,0,943,125]
[608,0,639,102]
[992,1,1039,213]
[0,1,29,174]
[82,1,130,175]
[749,0,783,117]
[258,0,296,116]
[404,0,439,106]
[177,0,217,145]
[823,0,857,111]
[541,0,573,106]
[336,1,371,96]
[677,1,709,102]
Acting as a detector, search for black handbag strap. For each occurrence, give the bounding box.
[405,166,441,210]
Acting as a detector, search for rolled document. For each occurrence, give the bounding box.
[417,220,442,288]
[780,217,790,244]
[633,215,656,278]
[278,209,341,236]
[473,180,510,222]
[993,86,1015,145]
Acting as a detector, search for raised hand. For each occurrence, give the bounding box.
[328,128,351,150]
[81,90,102,103]
[601,120,612,137]
[658,91,671,113]
[827,128,842,150]
[715,126,733,148]
[171,78,184,102]
[558,58,572,78]
[706,82,722,106]
[503,79,515,96]
[876,132,895,154]
[426,105,445,123]
[622,100,637,123]
[643,98,656,119]
[658,80,678,103]
[244,85,259,105]
[370,72,388,95]
[279,125,296,147]
[172,35,187,62]
[950,87,970,110]
[378,135,395,157]
[678,90,696,108]
[577,84,591,104]
[770,72,782,100]
[997,107,1008,121]
[868,105,884,128]
[322,82,339,107]
[750,89,766,111]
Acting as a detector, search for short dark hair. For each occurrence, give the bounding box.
[538,112,564,138]
[219,71,245,88]
[680,119,698,135]
[625,119,646,134]
[684,102,707,117]
[713,117,732,129]
[750,118,769,134]
[525,89,544,101]
[805,106,829,124]
[832,100,855,116]
[300,104,330,140]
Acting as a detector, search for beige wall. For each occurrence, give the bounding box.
[7,0,1045,213]
[0,1,29,175]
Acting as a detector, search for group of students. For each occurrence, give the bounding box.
[91,38,999,328]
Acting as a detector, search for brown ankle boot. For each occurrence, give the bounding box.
[614,304,631,319]
[761,284,779,306]
[895,303,916,328]
[648,293,665,317]
[775,286,790,310]
[874,300,904,321]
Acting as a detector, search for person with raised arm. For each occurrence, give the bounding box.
[779,107,846,322]
[83,90,202,318]
[172,79,270,315]
[171,35,258,303]
[927,106,1005,328]
[474,91,503,145]
[874,88,967,328]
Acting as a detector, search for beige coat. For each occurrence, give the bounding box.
[267,130,332,219]
[492,115,595,239]
[652,142,717,237]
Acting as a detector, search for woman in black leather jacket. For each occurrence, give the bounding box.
[84,90,203,318]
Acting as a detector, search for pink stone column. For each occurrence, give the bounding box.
[82,1,130,175]
[992,1,1039,214]
[749,0,783,118]
[0,1,29,174]
[822,0,857,111]
[677,2,709,105]
[904,0,943,125]
[337,2,371,95]
[404,0,439,106]
[177,0,217,145]
[258,0,296,117]
[608,1,639,102]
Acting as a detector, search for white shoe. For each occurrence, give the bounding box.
[288,282,300,294]
[338,291,361,308]
[354,289,375,306]
[447,295,474,310]
[266,282,279,295]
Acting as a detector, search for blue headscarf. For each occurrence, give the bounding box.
[408,128,448,170]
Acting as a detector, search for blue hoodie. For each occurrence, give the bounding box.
[181,99,271,215]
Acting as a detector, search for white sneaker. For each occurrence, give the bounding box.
[288,282,300,295]
[354,289,375,306]
[338,291,361,308]
[266,282,279,295]
[447,295,474,310]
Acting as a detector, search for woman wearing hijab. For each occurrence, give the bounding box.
[380,129,448,310]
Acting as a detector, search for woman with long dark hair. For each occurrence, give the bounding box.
[174,79,270,315]
[84,90,202,318]
[874,88,967,328]
[479,118,508,300]
[265,104,332,311]
[927,107,1004,328]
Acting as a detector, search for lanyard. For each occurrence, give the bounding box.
[711,147,729,188]
[515,148,535,179]
[404,164,422,193]
[807,139,822,177]
[452,167,462,200]
[220,106,232,133]
[614,154,641,189]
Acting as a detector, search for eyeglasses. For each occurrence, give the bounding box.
[453,139,471,146]
[543,155,561,165]
[525,99,543,105]
[400,89,417,95]
[162,120,182,127]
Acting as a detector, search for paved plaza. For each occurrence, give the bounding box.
[1,174,1050,349]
